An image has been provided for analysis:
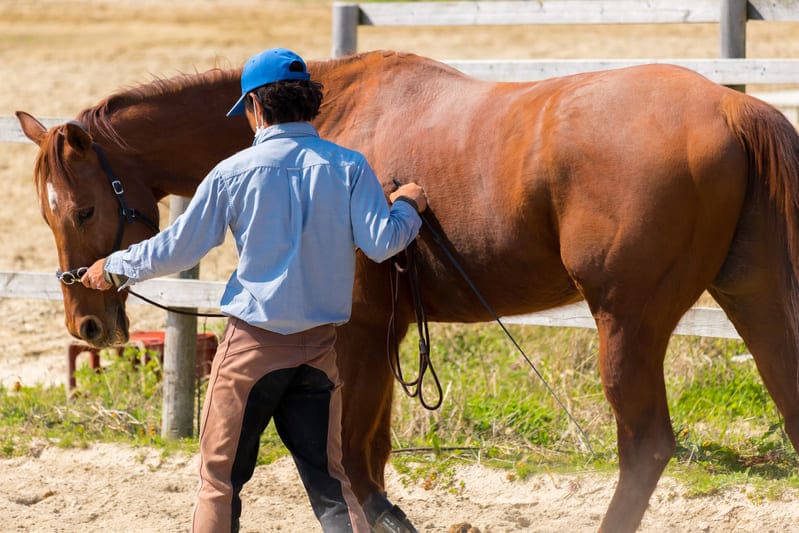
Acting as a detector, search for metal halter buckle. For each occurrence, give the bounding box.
[56,267,88,285]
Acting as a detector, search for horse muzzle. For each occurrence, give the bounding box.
[69,298,130,348]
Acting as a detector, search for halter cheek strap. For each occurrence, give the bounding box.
[54,122,225,318]
[91,143,160,250]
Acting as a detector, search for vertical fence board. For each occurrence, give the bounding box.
[161,195,199,439]
[720,0,748,92]
[331,2,360,58]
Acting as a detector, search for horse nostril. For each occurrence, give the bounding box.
[79,316,104,343]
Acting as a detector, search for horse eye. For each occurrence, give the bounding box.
[77,207,95,226]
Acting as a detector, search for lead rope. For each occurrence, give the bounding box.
[126,288,225,318]
[388,242,443,410]
[389,180,594,456]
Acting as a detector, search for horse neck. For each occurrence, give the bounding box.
[80,69,252,199]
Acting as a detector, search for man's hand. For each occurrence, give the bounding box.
[80,258,112,291]
[390,182,427,212]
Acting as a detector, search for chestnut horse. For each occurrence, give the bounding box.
[17,51,799,532]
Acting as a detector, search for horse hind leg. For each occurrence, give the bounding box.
[592,309,677,533]
[710,239,799,452]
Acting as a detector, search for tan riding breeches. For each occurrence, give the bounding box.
[192,317,369,532]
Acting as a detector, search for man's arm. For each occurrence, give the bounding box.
[350,157,426,263]
[81,171,230,291]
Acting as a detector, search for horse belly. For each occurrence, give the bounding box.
[413,188,580,322]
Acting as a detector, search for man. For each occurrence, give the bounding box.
[81,47,426,532]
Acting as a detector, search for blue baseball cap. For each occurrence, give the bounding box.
[227,48,311,117]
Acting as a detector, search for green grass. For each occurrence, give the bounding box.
[0,346,186,456]
[1,322,797,500]
[0,341,288,463]
[388,323,799,493]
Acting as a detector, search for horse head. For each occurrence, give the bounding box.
[16,111,160,347]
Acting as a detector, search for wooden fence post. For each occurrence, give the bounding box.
[331,2,359,58]
[161,195,198,439]
[720,0,748,92]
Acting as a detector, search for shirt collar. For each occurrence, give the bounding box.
[253,121,320,145]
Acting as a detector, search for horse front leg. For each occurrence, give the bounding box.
[595,312,676,533]
[336,300,419,531]
[336,317,396,500]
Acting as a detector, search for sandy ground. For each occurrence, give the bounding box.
[1,442,799,533]
[3,1,799,531]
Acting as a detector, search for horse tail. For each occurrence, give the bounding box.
[722,93,799,335]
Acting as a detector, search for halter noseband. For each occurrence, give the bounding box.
[55,120,159,286]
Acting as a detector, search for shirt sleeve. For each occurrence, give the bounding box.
[104,169,230,286]
[349,156,422,263]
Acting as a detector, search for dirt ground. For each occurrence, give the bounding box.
[2,1,799,531]
[2,442,799,533]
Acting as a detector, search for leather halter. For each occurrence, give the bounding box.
[92,137,160,251]
[55,121,159,286]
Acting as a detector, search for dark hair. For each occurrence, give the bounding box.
[244,78,324,124]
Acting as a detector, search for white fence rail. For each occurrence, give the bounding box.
[0,271,741,339]
[333,0,799,30]
[330,0,799,123]
[332,0,799,58]
[443,58,799,85]
[340,0,799,27]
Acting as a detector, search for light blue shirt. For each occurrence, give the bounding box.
[105,122,422,334]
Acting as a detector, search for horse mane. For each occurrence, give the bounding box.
[77,68,240,149]
[35,52,449,205]
[74,51,452,147]
[32,68,240,211]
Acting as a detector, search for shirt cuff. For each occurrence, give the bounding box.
[393,195,419,212]
[104,251,136,290]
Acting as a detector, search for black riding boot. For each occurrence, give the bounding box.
[362,492,418,533]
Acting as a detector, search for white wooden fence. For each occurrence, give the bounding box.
[331,0,799,121]
[0,271,741,339]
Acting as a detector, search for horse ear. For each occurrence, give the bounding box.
[64,121,92,155]
[15,111,47,146]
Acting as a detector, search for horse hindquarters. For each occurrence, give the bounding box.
[561,220,716,532]
[555,86,752,532]
[710,97,799,451]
